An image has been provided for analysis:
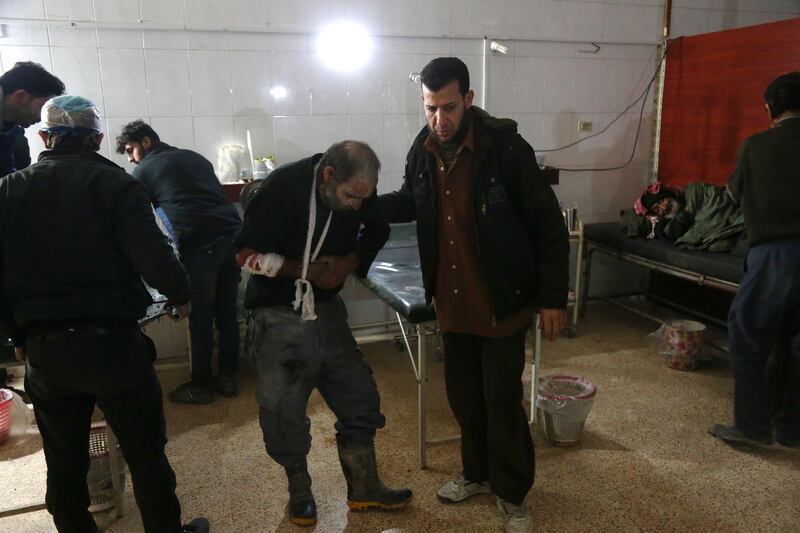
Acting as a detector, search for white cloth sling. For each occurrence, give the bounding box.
[293,175,332,320]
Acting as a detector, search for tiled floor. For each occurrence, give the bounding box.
[1,304,798,532]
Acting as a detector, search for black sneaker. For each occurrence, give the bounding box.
[709,424,773,447]
[776,435,800,449]
[169,381,214,405]
[214,374,239,398]
[182,517,209,532]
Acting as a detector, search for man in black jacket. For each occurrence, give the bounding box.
[379,57,569,533]
[0,96,208,533]
[235,141,411,527]
[1,61,64,176]
[116,121,242,404]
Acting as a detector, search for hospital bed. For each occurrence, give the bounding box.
[356,223,543,469]
[580,222,743,328]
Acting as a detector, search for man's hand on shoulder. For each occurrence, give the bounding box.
[538,307,566,342]
[314,253,359,289]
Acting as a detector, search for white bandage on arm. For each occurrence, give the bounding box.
[241,252,285,277]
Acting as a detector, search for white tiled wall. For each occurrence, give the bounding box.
[1,0,798,308]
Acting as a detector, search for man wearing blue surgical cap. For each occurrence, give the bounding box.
[0,95,209,533]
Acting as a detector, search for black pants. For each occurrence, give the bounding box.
[249,297,385,467]
[181,236,241,384]
[24,327,183,533]
[442,328,534,505]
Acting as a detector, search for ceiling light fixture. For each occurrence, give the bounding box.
[316,20,373,72]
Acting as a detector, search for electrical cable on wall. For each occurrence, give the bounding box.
[542,37,682,172]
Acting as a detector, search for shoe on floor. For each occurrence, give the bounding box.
[776,436,800,449]
[436,474,491,503]
[182,517,210,532]
[496,497,533,533]
[336,436,412,511]
[169,381,214,405]
[214,374,239,398]
[709,424,773,447]
[285,460,317,526]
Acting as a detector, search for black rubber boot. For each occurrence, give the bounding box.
[336,435,413,511]
[285,459,317,526]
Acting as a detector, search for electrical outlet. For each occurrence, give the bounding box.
[578,120,593,132]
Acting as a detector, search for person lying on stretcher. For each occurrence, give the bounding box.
[620,181,746,252]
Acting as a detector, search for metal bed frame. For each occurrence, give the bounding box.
[580,228,741,336]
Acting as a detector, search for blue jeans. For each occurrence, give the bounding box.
[728,241,800,442]
[181,236,241,384]
[25,328,182,533]
[248,297,385,467]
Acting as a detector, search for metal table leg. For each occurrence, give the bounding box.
[530,314,542,426]
[106,425,125,518]
[393,312,459,469]
[417,323,427,469]
[568,220,584,337]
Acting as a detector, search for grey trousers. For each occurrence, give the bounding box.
[248,296,385,467]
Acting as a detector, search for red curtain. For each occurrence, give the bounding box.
[659,18,800,187]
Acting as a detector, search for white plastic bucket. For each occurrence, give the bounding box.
[537,375,596,446]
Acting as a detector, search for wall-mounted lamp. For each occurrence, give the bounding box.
[409,72,421,84]
[489,40,509,55]
[269,86,288,100]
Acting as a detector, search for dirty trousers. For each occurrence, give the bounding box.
[248,296,385,466]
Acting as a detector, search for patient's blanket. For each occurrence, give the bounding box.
[671,183,744,250]
[621,182,744,251]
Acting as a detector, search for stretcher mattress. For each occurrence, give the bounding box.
[360,223,435,324]
[584,222,744,285]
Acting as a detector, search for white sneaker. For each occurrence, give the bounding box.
[496,497,533,533]
[436,474,491,503]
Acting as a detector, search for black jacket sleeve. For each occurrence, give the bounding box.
[378,150,419,223]
[110,177,191,305]
[0,178,24,345]
[726,141,748,205]
[235,175,289,253]
[354,192,390,277]
[509,134,570,309]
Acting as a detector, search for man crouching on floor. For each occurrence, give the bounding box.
[235,140,412,526]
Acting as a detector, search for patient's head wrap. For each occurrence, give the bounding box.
[635,182,683,216]
[40,95,101,136]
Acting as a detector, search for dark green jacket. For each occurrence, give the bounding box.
[378,107,569,319]
[727,117,800,246]
[672,183,744,249]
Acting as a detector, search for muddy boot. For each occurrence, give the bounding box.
[336,435,412,511]
[285,459,316,526]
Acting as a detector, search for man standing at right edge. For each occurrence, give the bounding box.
[711,72,800,449]
[379,57,569,532]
